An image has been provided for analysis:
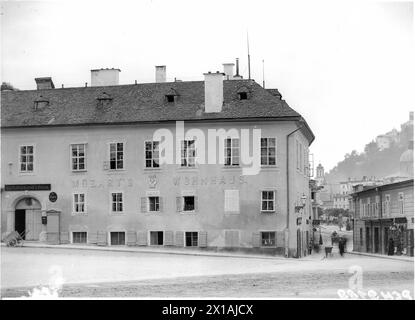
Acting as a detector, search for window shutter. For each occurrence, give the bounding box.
[194,196,198,212]
[199,231,207,247]
[97,231,107,246]
[140,197,147,213]
[159,197,163,212]
[175,231,184,247]
[164,230,174,246]
[176,197,182,212]
[276,231,285,247]
[137,231,147,246]
[127,231,137,246]
[88,232,98,244]
[252,232,261,248]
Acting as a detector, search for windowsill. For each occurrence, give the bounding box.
[110,212,125,215]
[177,166,198,171]
[143,167,162,171]
[106,169,126,174]
[260,211,276,213]
[221,166,242,170]
[145,211,161,214]
[180,211,196,214]
[260,245,277,248]
[18,171,35,176]
[71,170,88,173]
[71,212,88,216]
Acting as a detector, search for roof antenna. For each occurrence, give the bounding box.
[262,59,265,88]
[247,31,251,80]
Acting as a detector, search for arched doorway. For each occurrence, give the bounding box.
[15,197,42,240]
[297,229,302,258]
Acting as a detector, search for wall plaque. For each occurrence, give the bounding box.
[5,184,51,191]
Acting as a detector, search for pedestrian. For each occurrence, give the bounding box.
[388,238,394,256]
[339,237,345,257]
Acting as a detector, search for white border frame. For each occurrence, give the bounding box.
[107,141,126,171]
[109,190,125,215]
[69,142,88,173]
[18,143,36,175]
[259,230,277,248]
[72,192,87,215]
[148,230,165,246]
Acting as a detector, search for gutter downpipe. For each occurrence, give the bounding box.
[285,118,305,258]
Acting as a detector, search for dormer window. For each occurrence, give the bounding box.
[237,85,250,100]
[238,92,248,100]
[164,88,179,103]
[96,92,113,108]
[166,95,175,103]
[34,96,49,110]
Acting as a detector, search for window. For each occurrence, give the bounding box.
[73,193,86,213]
[238,92,248,100]
[145,141,160,168]
[19,145,34,172]
[261,191,275,212]
[71,144,86,171]
[148,196,160,212]
[359,228,363,246]
[383,194,391,217]
[183,196,195,211]
[150,231,164,245]
[110,232,125,245]
[109,142,124,170]
[296,140,300,170]
[166,95,175,103]
[111,192,123,213]
[261,138,276,166]
[224,190,240,213]
[185,232,198,247]
[261,231,276,247]
[398,192,404,215]
[73,232,87,244]
[181,140,196,167]
[224,138,239,166]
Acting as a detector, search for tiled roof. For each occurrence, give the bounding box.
[1,79,306,129]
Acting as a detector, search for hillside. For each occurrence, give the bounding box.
[325,118,413,183]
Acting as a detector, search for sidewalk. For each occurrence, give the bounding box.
[0,241,296,261]
[346,250,414,262]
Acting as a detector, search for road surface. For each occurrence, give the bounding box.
[1,246,413,298]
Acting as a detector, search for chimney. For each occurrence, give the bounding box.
[222,63,234,80]
[155,65,166,83]
[91,68,120,87]
[233,58,243,80]
[35,77,55,90]
[204,71,224,113]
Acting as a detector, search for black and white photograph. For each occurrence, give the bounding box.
[0,0,414,306]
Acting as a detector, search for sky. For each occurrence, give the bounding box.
[1,0,414,172]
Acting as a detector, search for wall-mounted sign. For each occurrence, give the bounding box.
[49,192,58,202]
[296,217,302,225]
[5,184,51,191]
[42,216,47,225]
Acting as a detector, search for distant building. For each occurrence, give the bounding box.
[350,179,414,257]
[315,163,325,186]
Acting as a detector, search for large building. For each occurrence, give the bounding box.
[350,179,414,257]
[1,64,315,258]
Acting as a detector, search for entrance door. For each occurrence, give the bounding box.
[366,227,370,252]
[297,229,301,258]
[15,209,26,239]
[374,227,379,253]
